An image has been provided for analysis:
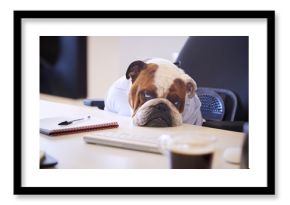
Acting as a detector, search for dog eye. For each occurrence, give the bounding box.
[171,100,180,109]
[173,101,180,108]
[143,91,155,101]
[167,96,180,108]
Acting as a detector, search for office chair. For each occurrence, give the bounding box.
[196,87,237,122]
[176,36,248,132]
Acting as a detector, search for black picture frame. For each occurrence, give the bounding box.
[14,10,275,195]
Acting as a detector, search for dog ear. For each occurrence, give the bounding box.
[185,77,197,98]
[126,60,146,83]
[173,60,181,67]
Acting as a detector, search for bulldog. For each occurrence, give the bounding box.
[104,58,203,127]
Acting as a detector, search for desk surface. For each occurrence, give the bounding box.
[40,100,245,169]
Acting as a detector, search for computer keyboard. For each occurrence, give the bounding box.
[83,132,164,154]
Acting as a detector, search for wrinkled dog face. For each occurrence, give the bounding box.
[126,59,197,127]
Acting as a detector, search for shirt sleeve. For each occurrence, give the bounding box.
[104,76,132,116]
[182,95,204,126]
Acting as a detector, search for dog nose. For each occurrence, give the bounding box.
[155,103,169,112]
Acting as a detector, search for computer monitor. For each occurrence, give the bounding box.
[40,36,87,99]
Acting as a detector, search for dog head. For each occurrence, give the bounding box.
[126,58,197,127]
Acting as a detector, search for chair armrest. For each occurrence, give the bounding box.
[202,121,246,132]
[83,99,105,110]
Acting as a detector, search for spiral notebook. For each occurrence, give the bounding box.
[40,116,119,136]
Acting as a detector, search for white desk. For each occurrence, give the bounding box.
[40,100,245,169]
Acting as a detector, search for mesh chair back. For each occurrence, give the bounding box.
[196,87,237,121]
